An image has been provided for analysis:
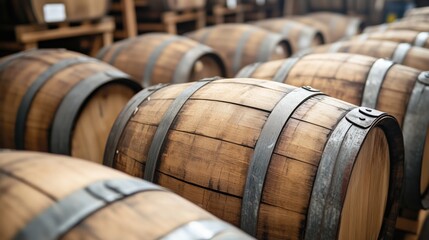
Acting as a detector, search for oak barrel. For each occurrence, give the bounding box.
[364,22,429,34]
[97,33,226,88]
[301,39,429,71]
[148,0,206,11]
[236,53,428,210]
[186,24,292,77]
[252,18,325,52]
[104,78,403,239]
[0,49,142,164]
[291,12,363,43]
[0,0,110,24]
[354,30,429,49]
[0,151,253,240]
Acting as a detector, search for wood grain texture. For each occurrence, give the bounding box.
[0,49,140,164]
[107,78,401,239]
[97,33,226,86]
[0,0,109,24]
[237,53,428,211]
[243,53,418,125]
[308,39,429,71]
[339,127,390,240]
[186,24,291,77]
[0,151,251,240]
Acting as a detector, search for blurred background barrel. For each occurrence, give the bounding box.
[302,39,429,71]
[364,22,429,34]
[354,30,429,49]
[0,49,142,163]
[236,53,429,211]
[251,18,325,52]
[186,24,291,77]
[291,12,364,42]
[97,33,226,87]
[0,151,253,240]
[104,78,403,239]
[0,0,110,24]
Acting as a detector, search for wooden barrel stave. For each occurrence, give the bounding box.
[97,33,226,87]
[364,22,429,34]
[0,151,252,240]
[104,78,404,239]
[236,53,428,210]
[303,39,429,71]
[186,24,291,77]
[252,18,325,52]
[0,49,142,163]
[354,30,429,49]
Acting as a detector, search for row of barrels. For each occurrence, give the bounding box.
[0,51,409,239]
[1,10,429,240]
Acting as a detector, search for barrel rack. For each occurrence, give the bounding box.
[207,3,245,25]
[243,1,281,21]
[0,17,114,57]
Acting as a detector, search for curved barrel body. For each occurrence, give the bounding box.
[104,78,404,239]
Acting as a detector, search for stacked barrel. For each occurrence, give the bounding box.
[3,3,429,240]
[235,6,429,240]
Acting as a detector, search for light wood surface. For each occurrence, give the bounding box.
[0,151,251,240]
[72,83,135,163]
[339,127,390,240]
